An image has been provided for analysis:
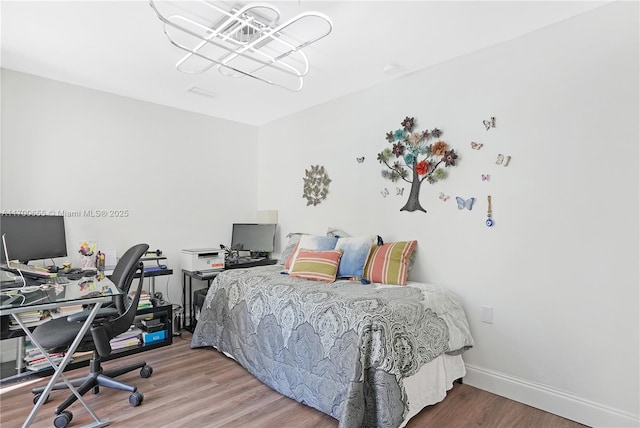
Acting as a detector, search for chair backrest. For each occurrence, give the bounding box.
[90,243,148,357]
[108,243,148,336]
[108,260,145,340]
[111,243,149,313]
[111,244,149,293]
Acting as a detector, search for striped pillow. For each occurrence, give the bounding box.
[287,235,339,273]
[289,249,343,283]
[363,241,417,285]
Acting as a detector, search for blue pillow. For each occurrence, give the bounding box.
[334,235,378,278]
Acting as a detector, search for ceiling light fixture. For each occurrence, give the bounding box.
[149,1,333,92]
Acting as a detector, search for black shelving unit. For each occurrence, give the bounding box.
[0,304,173,385]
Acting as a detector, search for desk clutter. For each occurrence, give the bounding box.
[1,245,176,385]
[1,275,173,377]
[141,248,170,272]
[0,242,173,427]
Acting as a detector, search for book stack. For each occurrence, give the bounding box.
[109,326,142,351]
[24,340,65,372]
[58,304,84,316]
[9,310,50,330]
[131,290,153,310]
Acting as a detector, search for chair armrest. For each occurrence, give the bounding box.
[67,307,120,323]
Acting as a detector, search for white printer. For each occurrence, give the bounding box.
[180,248,225,273]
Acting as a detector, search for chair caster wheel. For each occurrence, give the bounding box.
[129,391,144,407]
[140,365,153,378]
[54,410,73,428]
[33,392,49,405]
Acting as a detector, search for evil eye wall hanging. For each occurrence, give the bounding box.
[486,195,494,227]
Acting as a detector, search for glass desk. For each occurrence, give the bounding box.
[0,276,121,428]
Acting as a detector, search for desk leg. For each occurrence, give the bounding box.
[16,336,26,373]
[189,277,194,331]
[181,272,187,330]
[188,276,194,332]
[16,302,110,428]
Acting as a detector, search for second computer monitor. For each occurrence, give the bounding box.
[230,223,276,258]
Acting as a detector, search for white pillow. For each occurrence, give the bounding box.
[279,232,307,265]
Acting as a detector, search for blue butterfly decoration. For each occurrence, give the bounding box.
[456,197,475,210]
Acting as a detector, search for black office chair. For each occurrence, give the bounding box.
[31,243,152,428]
[108,244,146,313]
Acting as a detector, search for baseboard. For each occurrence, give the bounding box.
[464,364,639,428]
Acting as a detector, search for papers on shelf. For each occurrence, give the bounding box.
[110,326,143,350]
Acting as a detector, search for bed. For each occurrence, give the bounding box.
[191,264,474,428]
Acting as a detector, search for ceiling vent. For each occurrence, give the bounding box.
[186,86,219,98]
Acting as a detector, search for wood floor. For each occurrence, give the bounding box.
[0,332,586,428]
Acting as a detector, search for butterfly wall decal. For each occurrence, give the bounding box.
[438,192,449,201]
[496,154,511,166]
[483,117,496,131]
[471,141,484,150]
[396,187,404,196]
[482,174,490,181]
[356,157,365,163]
[381,188,389,198]
[456,197,475,210]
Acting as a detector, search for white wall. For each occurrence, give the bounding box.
[1,69,259,306]
[257,3,639,427]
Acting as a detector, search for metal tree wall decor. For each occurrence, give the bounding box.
[303,165,331,206]
[377,116,459,212]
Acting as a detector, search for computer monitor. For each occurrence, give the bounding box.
[230,223,276,258]
[1,215,68,264]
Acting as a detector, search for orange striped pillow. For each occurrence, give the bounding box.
[363,241,417,285]
[289,249,343,283]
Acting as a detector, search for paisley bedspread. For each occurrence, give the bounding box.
[191,265,474,427]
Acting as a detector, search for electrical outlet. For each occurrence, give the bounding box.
[481,306,494,324]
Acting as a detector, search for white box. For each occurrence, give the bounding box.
[181,248,225,273]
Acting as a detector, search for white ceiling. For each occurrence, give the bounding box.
[1,1,609,126]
